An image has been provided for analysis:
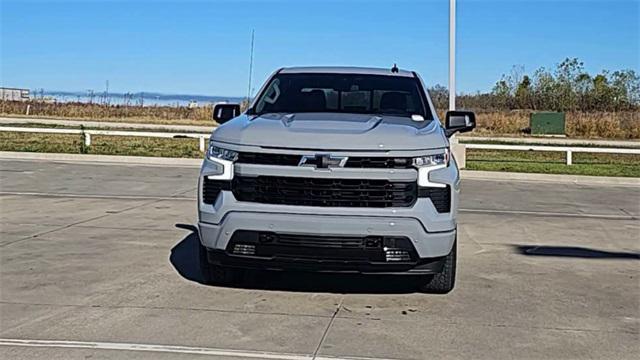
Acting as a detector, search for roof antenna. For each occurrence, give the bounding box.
[391,63,399,73]
[247,29,255,101]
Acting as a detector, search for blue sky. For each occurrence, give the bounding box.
[1,0,638,96]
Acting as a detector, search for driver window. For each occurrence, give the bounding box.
[255,79,281,112]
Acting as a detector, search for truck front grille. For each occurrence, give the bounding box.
[345,157,412,169]
[236,152,413,169]
[203,177,450,212]
[232,176,417,208]
[237,152,300,166]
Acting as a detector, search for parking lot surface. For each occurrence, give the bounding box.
[1,159,638,360]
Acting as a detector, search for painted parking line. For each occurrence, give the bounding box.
[0,338,394,360]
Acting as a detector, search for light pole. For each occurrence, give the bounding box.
[449,0,456,111]
[448,0,464,167]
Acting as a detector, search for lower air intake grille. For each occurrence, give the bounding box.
[228,230,418,262]
[418,186,451,213]
[276,233,366,248]
[202,178,230,204]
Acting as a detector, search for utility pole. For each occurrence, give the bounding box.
[448,0,463,167]
[449,0,456,111]
[105,80,110,105]
[247,29,255,101]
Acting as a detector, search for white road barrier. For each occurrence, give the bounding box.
[464,143,640,165]
[1,126,640,163]
[0,126,211,152]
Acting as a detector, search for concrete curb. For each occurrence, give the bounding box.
[2,151,638,186]
[0,151,203,167]
[461,170,640,187]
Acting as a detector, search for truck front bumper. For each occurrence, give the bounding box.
[198,197,457,274]
[199,206,456,261]
[198,155,459,273]
[202,247,448,275]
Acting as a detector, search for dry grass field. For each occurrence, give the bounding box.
[2,101,639,139]
[437,110,640,139]
[0,101,215,126]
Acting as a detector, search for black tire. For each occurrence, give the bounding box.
[419,238,457,294]
[198,240,244,286]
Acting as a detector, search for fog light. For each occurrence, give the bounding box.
[384,248,411,262]
[233,244,256,255]
[258,233,277,243]
[365,236,382,248]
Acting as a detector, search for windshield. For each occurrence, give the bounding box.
[250,73,431,119]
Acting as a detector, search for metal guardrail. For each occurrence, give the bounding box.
[458,135,640,148]
[464,143,640,165]
[0,126,211,152]
[1,126,640,165]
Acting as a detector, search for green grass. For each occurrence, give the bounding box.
[0,132,205,158]
[467,149,640,177]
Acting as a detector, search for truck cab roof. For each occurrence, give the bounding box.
[279,66,415,78]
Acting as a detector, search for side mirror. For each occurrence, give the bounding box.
[445,110,476,137]
[212,103,241,124]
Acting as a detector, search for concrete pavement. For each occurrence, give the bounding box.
[0,159,639,359]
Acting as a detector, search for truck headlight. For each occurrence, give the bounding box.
[207,145,239,162]
[205,144,237,180]
[413,149,449,188]
[412,150,449,168]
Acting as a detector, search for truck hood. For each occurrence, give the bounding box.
[212,113,447,151]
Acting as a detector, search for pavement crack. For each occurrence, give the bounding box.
[332,314,637,335]
[0,300,332,320]
[172,187,197,196]
[0,190,194,201]
[0,214,112,248]
[459,208,637,221]
[312,297,344,359]
[0,198,165,248]
[619,207,638,219]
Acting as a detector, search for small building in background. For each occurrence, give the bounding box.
[0,87,30,101]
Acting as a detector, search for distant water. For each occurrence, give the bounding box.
[40,91,245,107]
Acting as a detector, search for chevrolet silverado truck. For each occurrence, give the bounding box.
[199,66,475,293]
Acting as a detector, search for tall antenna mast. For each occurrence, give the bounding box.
[448,0,456,111]
[103,80,110,105]
[247,29,255,101]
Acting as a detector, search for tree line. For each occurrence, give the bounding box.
[429,58,640,112]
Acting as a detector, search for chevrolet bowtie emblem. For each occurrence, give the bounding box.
[298,154,349,169]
